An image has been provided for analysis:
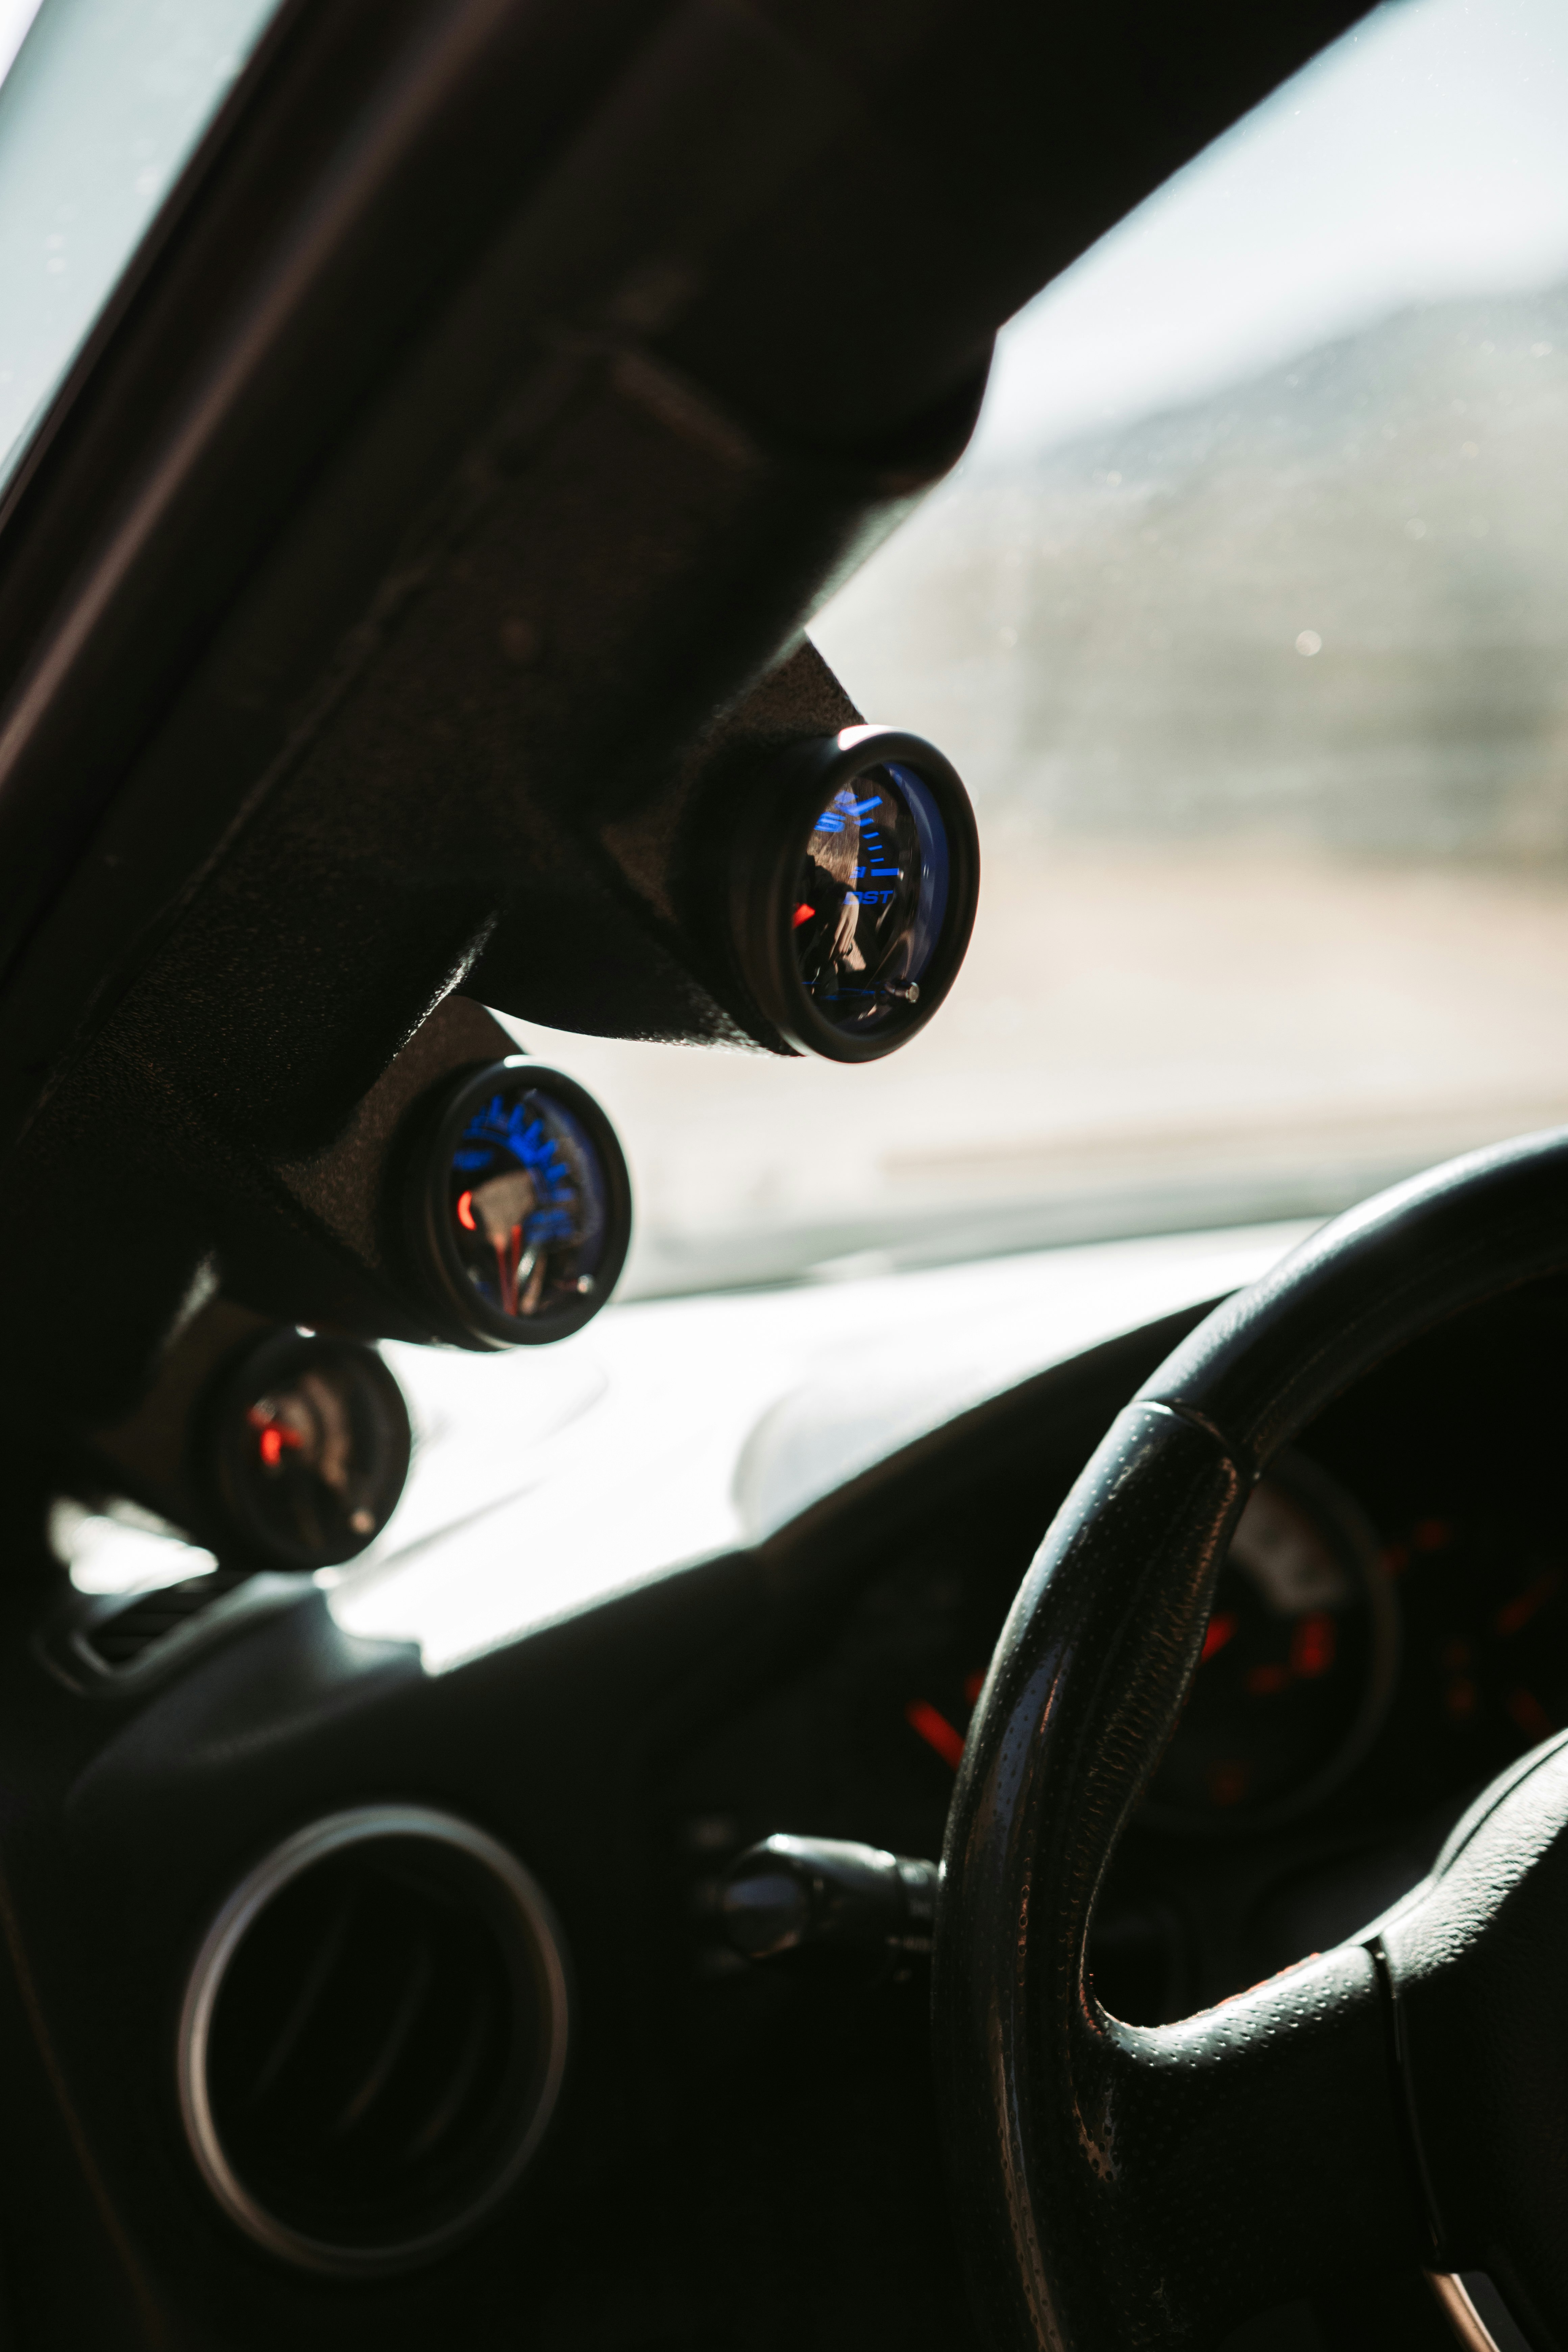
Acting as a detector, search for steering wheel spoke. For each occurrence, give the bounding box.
[1375,1732,1568,2347]
[937,1401,1426,2348]
[1085,1945,1420,2343]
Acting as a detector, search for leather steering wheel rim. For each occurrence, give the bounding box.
[934,1126,1568,2351]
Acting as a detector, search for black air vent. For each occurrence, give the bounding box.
[182,1810,568,2273]
[87,1569,250,1667]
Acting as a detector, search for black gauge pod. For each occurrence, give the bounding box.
[726,727,979,1063]
[406,1059,631,1349]
[205,1330,412,1571]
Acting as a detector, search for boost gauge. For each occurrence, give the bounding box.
[407,1059,631,1348]
[726,728,979,1063]
[1138,1451,1398,1835]
[205,1331,412,1571]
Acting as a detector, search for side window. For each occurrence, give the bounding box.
[0,0,278,489]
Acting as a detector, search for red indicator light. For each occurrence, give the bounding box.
[252,1416,302,1468]
[791,903,815,930]
[1496,1569,1562,1638]
[906,1698,965,1771]
[1201,1611,1239,1665]
[1291,1613,1336,1679]
[456,1189,476,1232]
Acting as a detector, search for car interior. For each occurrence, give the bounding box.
[1,0,1567,2346]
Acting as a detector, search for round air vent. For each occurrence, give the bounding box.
[177,1807,569,2275]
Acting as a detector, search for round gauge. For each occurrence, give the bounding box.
[409,1060,631,1349]
[1138,1451,1398,1836]
[793,762,951,1038]
[727,728,980,1065]
[206,1332,411,1571]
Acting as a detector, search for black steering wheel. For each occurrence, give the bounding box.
[935,1128,1568,2350]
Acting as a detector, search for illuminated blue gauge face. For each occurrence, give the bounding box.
[791,761,951,1036]
[445,1081,609,1329]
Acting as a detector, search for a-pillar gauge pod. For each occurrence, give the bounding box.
[405,1061,632,1349]
[726,728,980,1063]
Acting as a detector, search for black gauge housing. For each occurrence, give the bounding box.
[204,1330,412,1572]
[726,728,980,1064]
[405,1059,631,1350]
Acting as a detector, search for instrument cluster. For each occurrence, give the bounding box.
[879,1460,1568,1849]
[665,1285,1568,2033]
[679,1456,1568,1892]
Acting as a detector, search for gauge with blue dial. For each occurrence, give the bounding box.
[413,1060,631,1347]
[793,762,951,1039]
[728,728,979,1065]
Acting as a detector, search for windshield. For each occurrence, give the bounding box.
[0,0,278,494]
[510,0,1568,1298]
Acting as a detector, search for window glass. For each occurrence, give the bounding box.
[512,0,1568,1297]
[0,0,279,493]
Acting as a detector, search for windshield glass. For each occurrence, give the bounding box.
[512,0,1568,1299]
[0,0,278,493]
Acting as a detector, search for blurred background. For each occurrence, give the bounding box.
[508,0,1568,1297]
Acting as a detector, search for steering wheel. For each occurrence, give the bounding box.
[934,1127,1568,2350]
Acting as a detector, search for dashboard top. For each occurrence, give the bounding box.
[329,1219,1311,1668]
[60,1222,1312,1666]
[60,1219,1309,1671]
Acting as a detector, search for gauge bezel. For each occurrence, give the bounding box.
[176,1805,570,2275]
[1136,1447,1400,1839]
[409,1057,632,1350]
[203,1329,412,1572]
[727,727,980,1064]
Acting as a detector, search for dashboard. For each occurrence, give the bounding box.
[685,1301,1560,1852]
[10,1238,1563,2350]
[655,1265,1568,2330]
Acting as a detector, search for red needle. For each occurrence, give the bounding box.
[906,1699,965,1770]
[1496,1569,1562,1638]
